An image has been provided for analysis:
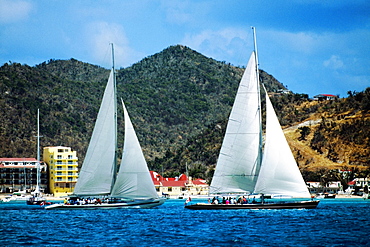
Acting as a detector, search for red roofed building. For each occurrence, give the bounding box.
[0,158,48,193]
[313,94,338,101]
[150,171,209,198]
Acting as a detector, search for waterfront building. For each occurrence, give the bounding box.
[0,158,48,193]
[150,171,209,198]
[347,178,370,196]
[307,181,341,194]
[43,146,78,197]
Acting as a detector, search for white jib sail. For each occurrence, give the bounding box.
[74,69,116,196]
[210,52,261,194]
[110,100,158,200]
[254,92,311,198]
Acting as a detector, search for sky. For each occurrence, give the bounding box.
[0,0,369,98]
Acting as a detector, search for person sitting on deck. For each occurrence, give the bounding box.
[252,197,256,204]
[243,196,247,204]
[222,197,226,204]
[211,197,216,204]
[237,197,242,204]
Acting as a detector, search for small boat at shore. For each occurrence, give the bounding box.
[316,193,336,199]
[1,195,31,203]
[185,28,319,210]
[27,109,47,206]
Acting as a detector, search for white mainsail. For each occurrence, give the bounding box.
[253,92,311,198]
[111,100,159,199]
[73,69,116,196]
[210,52,262,194]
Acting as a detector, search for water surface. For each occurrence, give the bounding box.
[0,199,369,246]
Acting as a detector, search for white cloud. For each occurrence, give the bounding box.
[85,22,144,68]
[160,0,211,26]
[262,30,320,54]
[0,0,32,23]
[181,28,250,64]
[323,55,344,70]
[161,1,192,25]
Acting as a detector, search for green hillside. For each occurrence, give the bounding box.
[1,45,368,183]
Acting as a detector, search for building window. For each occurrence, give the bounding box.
[57,177,62,181]
[57,155,62,159]
[168,187,172,192]
[58,149,64,153]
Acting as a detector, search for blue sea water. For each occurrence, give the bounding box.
[0,199,369,246]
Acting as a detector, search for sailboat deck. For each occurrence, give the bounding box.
[45,198,165,210]
[185,200,320,210]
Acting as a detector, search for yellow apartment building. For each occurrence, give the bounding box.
[43,146,78,197]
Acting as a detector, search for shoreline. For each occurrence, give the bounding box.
[1,193,367,202]
[0,193,64,202]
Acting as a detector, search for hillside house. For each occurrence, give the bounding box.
[313,94,338,101]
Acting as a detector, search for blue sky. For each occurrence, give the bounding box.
[1,0,369,97]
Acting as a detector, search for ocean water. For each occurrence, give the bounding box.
[0,199,369,246]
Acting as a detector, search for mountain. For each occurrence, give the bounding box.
[0,45,369,183]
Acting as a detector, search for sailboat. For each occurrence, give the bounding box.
[27,109,47,205]
[45,45,165,210]
[185,28,319,210]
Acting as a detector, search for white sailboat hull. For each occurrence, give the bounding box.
[45,198,165,210]
[185,200,319,210]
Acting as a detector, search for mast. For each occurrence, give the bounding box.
[186,162,189,184]
[111,43,118,189]
[34,109,41,195]
[251,26,263,178]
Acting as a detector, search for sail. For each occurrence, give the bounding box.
[254,92,311,198]
[110,100,159,199]
[74,69,116,196]
[210,52,261,194]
